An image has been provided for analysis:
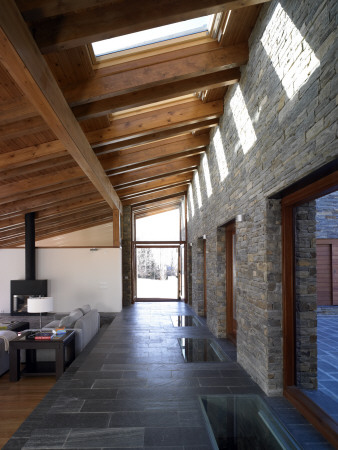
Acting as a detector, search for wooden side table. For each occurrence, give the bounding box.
[9,330,75,381]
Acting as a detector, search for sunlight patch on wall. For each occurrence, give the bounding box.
[194,171,203,209]
[213,127,229,181]
[261,3,320,99]
[202,153,213,198]
[230,85,257,155]
[188,184,195,218]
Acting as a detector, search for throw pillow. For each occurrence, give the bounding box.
[69,308,83,321]
[80,304,91,314]
[59,315,77,328]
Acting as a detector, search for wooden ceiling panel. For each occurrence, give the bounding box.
[21,0,271,53]
[122,184,189,206]
[0,0,267,245]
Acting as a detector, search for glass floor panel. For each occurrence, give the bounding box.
[171,315,201,327]
[178,338,229,362]
[199,394,301,450]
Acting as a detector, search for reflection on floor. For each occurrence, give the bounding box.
[303,315,338,422]
[178,338,229,363]
[171,315,201,327]
[4,302,333,449]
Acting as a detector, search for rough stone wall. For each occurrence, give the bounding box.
[122,206,132,307]
[216,225,226,337]
[295,202,317,389]
[192,237,205,316]
[187,244,193,306]
[316,192,338,238]
[186,0,337,395]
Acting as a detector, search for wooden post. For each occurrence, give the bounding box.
[113,210,121,247]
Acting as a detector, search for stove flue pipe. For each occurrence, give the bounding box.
[25,212,36,280]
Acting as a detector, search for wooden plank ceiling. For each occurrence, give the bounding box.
[0,0,269,247]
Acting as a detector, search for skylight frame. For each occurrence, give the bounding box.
[89,14,221,67]
[92,15,213,58]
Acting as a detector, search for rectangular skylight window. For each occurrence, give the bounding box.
[92,16,212,57]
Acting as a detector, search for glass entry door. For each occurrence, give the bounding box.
[136,246,179,300]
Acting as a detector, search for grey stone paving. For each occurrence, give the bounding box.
[303,315,338,422]
[4,302,333,449]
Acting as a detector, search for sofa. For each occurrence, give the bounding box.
[0,330,17,376]
[43,304,100,356]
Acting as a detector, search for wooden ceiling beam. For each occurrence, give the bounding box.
[0,115,47,140]
[95,118,217,155]
[110,155,200,187]
[122,185,189,206]
[0,0,122,212]
[0,125,209,173]
[0,135,205,199]
[0,140,67,170]
[133,198,182,214]
[0,180,94,214]
[0,192,104,229]
[0,166,85,200]
[121,181,189,201]
[135,205,180,219]
[67,46,245,106]
[0,214,114,248]
[0,99,37,124]
[100,133,209,171]
[73,68,240,120]
[116,172,194,198]
[0,203,111,239]
[88,99,223,148]
[26,0,271,53]
[107,148,205,177]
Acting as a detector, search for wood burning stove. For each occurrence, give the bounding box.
[10,212,49,316]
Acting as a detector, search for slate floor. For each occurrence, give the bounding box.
[4,302,333,449]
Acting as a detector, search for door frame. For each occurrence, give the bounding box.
[282,171,338,446]
[226,220,236,343]
[133,243,183,301]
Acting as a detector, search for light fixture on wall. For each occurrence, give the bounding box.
[202,234,207,240]
[236,215,244,222]
[27,297,54,330]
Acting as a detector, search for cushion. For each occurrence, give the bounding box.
[80,304,91,315]
[69,308,84,321]
[59,315,77,328]
[43,320,60,328]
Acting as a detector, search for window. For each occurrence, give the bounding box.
[92,16,212,57]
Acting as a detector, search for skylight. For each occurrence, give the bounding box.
[92,16,212,57]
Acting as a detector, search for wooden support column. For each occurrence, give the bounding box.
[113,210,121,247]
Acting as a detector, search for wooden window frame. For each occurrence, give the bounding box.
[282,171,338,447]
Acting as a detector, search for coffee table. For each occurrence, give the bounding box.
[9,330,75,381]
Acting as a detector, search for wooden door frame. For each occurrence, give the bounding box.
[226,220,236,343]
[203,237,207,317]
[133,243,182,302]
[282,171,338,446]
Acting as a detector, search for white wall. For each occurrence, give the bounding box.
[0,248,122,313]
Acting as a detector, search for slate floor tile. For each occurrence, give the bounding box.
[144,426,211,447]
[5,302,335,450]
[109,411,180,427]
[64,428,145,448]
[40,412,110,428]
[22,428,70,449]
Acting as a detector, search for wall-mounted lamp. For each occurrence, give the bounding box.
[189,243,193,247]
[202,234,207,240]
[236,215,244,222]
